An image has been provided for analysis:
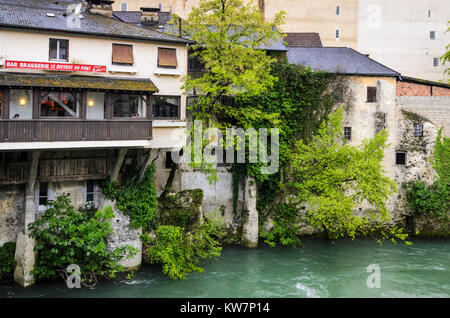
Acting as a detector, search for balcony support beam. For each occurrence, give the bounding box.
[110,148,127,182]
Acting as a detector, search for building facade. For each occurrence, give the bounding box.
[115,0,450,82]
[0,0,190,286]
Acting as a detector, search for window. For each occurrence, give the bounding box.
[344,127,351,141]
[86,180,95,203]
[336,6,340,15]
[40,91,80,118]
[152,96,180,119]
[396,152,406,165]
[433,58,439,67]
[165,151,174,169]
[112,44,134,65]
[428,10,431,18]
[334,87,344,102]
[367,86,377,103]
[10,89,33,119]
[38,182,49,206]
[336,29,339,39]
[112,94,147,118]
[49,38,68,61]
[414,123,423,137]
[0,152,28,162]
[430,31,435,40]
[158,48,178,68]
[121,2,127,11]
[86,92,106,119]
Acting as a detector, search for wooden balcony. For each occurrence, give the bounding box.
[0,119,152,143]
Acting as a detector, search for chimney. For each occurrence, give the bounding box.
[140,7,160,25]
[87,0,114,18]
[258,0,265,17]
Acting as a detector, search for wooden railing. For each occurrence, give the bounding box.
[0,120,152,142]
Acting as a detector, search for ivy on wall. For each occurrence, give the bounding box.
[104,164,158,231]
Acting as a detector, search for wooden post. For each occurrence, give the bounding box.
[110,148,127,182]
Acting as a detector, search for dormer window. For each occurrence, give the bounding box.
[112,43,134,65]
[49,38,69,62]
[158,48,178,68]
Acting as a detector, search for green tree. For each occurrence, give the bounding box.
[176,0,285,123]
[286,108,402,240]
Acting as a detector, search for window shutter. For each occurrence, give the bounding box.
[112,44,134,64]
[158,48,178,67]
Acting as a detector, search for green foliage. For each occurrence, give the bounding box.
[175,0,285,122]
[286,108,401,240]
[402,129,450,233]
[260,203,303,248]
[146,219,225,280]
[104,164,158,231]
[155,189,204,228]
[28,195,137,286]
[403,180,450,221]
[433,128,450,185]
[232,60,338,212]
[0,242,16,281]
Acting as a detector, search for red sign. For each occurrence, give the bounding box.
[5,60,107,73]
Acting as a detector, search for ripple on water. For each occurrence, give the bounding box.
[1,239,449,298]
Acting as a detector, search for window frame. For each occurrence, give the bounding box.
[433,58,439,67]
[38,90,81,119]
[152,95,181,120]
[344,127,352,141]
[157,47,178,69]
[430,31,435,40]
[367,86,377,103]
[111,93,149,119]
[395,152,407,166]
[112,43,134,66]
[413,123,423,137]
[49,38,69,62]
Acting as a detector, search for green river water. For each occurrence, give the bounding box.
[1,239,449,298]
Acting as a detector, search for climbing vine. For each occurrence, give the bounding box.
[404,129,450,224]
[104,164,158,231]
[143,190,226,279]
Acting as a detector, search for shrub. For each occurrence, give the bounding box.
[403,180,450,220]
[28,194,137,286]
[146,219,225,280]
[0,242,16,281]
[104,164,158,231]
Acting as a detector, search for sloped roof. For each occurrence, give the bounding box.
[287,47,400,76]
[284,33,322,47]
[0,0,191,44]
[0,72,159,92]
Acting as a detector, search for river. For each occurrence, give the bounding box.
[1,239,449,298]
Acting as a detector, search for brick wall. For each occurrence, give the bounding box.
[397,81,450,96]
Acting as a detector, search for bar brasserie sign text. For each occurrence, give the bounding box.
[5,60,107,73]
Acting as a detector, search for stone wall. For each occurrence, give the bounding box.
[0,184,24,246]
